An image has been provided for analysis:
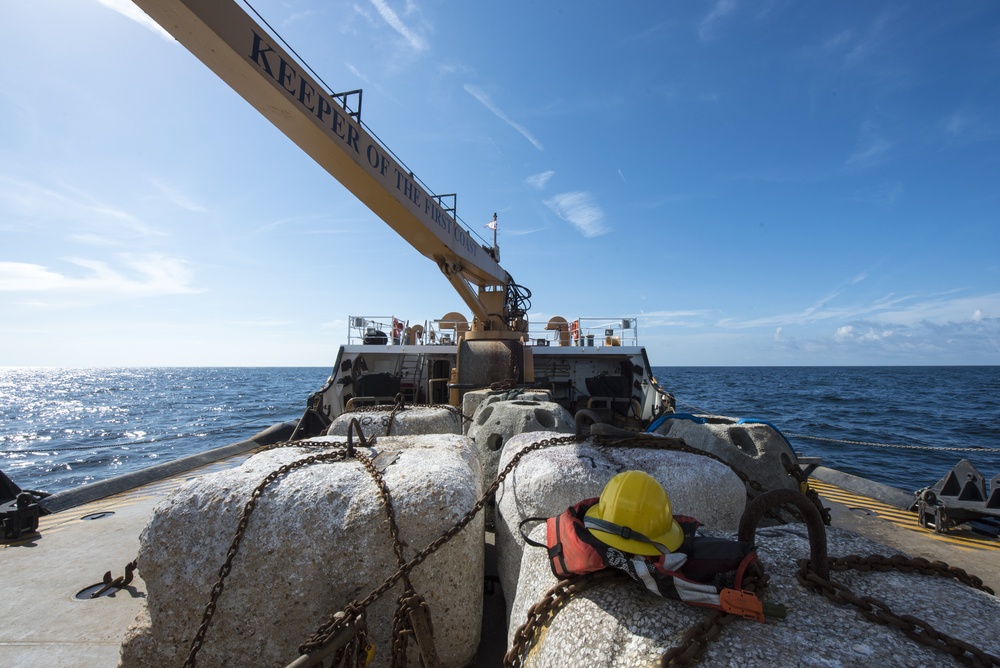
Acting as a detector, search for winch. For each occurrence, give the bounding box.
[914,459,1000,535]
[0,469,42,540]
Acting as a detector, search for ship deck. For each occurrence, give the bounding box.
[1,457,996,666]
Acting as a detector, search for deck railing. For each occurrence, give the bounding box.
[346,315,639,347]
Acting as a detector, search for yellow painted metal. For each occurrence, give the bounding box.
[811,479,999,551]
[131,0,511,326]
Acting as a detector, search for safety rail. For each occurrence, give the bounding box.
[526,316,639,348]
[346,315,467,346]
[346,315,639,347]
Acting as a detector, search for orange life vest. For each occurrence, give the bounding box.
[522,499,763,618]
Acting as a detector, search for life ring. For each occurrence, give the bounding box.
[570,320,580,341]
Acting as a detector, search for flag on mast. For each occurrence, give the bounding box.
[485,214,498,230]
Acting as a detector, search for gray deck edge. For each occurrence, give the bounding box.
[39,420,297,514]
[808,465,915,510]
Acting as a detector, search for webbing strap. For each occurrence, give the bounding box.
[583,516,674,555]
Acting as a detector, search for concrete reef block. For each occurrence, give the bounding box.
[120,434,483,668]
[461,389,552,435]
[326,405,461,439]
[468,399,574,487]
[494,432,745,622]
[651,416,800,494]
[507,523,1000,667]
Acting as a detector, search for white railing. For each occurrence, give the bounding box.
[347,315,639,347]
[346,315,467,346]
[524,317,639,348]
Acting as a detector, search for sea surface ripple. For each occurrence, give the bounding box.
[1,366,997,495]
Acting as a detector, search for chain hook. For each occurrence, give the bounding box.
[738,487,829,580]
[573,409,602,439]
[346,417,369,457]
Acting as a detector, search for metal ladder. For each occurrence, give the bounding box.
[397,353,424,404]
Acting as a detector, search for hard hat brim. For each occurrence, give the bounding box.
[584,505,685,556]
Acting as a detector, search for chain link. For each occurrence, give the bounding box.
[785,432,997,453]
[659,564,769,666]
[346,418,441,667]
[826,554,995,595]
[506,481,996,668]
[798,556,1000,666]
[588,432,829,526]
[177,411,1000,668]
[299,433,581,655]
[345,396,471,427]
[183,448,350,667]
[502,557,771,667]
[503,571,628,668]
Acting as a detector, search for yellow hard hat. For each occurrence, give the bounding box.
[584,470,684,556]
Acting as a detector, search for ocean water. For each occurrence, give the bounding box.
[0,367,329,495]
[2,366,998,496]
[656,366,1000,492]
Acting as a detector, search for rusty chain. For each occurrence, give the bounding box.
[183,448,351,667]
[586,429,828,526]
[798,556,1000,667]
[660,610,735,666]
[345,418,442,667]
[345,395,471,431]
[503,570,629,668]
[332,617,372,668]
[503,564,768,668]
[827,554,994,595]
[507,485,998,668]
[184,410,1000,667]
[298,432,582,656]
[504,489,796,668]
[658,564,770,667]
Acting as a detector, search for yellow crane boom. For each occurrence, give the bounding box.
[132,0,524,328]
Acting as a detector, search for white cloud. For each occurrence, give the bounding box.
[544,192,609,237]
[96,0,174,40]
[824,12,893,67]
[847,136,892,167]
[0,175,163,239]
[0,255,198,296]
[150,179,207,213]
[699,0,737,41]
[637,309,714,328]
[220,319,292,327]
[438,62,475,76]
[946,110,973,137]
[834,326,893,343]
[874,293,1000,327]
[525,170,554,191]
[716,281,1000,332]
[943,110,996,143]
[368,0,428,51]
[464,85,544,151]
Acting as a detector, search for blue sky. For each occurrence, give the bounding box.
[2,0,999,366]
